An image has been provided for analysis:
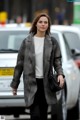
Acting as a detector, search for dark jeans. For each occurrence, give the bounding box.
[30,78,48,120]
[30,78,58,120]
[51,104,58,120]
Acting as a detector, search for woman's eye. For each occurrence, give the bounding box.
[44,21,48,24]
[39,21,42,23]
[39,21,48,24]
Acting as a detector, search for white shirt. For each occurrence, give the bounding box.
[34,36,44,78]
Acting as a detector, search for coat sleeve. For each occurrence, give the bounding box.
[10,38,26,89]
[52,37,64,77]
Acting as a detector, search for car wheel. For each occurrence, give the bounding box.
[67,99,79,120]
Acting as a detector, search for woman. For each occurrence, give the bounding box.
[10,13,64,120]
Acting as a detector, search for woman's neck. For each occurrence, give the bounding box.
[35,32,45,37]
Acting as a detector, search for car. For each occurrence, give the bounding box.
[51,28,80,120]
[0,26,80,120]
[51,25,80,69]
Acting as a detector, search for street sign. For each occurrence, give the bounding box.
[0,11,7,25]
[73,2,80,24]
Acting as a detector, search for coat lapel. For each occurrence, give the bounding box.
[27,34,35,71]
[43,35,53,75]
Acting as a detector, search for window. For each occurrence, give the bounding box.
[63,32,80,51]
[8,35,27,50]
[0,30,29,51]
[63,36,72,60]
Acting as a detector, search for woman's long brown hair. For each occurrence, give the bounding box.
[29,13,51,35]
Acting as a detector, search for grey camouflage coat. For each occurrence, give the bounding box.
[10,33,64,107]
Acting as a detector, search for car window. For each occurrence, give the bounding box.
[8,35,26,50]
[63,32,80,51]
[0,31,29,51]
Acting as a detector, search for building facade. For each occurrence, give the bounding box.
[0,0,73,24]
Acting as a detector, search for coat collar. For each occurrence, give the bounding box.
[27,33,53,58]
[27,33,52,47]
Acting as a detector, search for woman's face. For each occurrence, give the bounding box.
[36,16,49,33]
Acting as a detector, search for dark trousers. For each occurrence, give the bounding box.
[30,78,58,120]
[51,104,58,120]
[30,78,48,120]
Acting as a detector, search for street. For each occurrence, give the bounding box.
[1,114,80,120]
[0,115,30,120]
[0,96,80,120]
[1,114,51,120]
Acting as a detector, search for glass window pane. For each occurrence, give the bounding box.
[63,32,80,51]
[0,31,29,51]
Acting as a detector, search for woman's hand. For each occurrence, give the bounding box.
[12,88,17,95]
[57,75,64,88]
